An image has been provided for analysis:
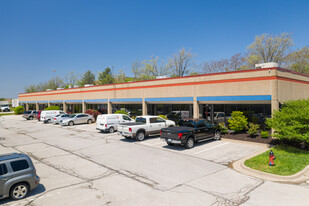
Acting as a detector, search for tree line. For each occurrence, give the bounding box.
[25,33,309,93]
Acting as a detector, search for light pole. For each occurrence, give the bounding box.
[52,70,56,78]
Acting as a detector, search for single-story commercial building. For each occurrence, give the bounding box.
[18,66,309,122]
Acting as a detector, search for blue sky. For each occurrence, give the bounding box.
[0,0,309,98]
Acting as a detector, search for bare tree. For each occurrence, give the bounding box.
[168,48,195,77]
[246,33,293,68]
[64,71,79,87]
[131,61,143,80]
[115,69,126,83]
[287,46,309,74]
[148,56,170,77]
[201,53,246,74]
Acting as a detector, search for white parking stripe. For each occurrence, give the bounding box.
[141,141,164,146]
[193,142,230,155]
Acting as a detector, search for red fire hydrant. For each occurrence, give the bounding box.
[269,150,276,166]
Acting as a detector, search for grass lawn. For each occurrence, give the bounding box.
[0,113,15,116]
[244,145,309,176]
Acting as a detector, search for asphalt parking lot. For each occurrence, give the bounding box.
[0,115,309,206]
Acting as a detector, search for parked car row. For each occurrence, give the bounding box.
[21,110,221,149]
[117,116,221,149]
[22,110,95,126]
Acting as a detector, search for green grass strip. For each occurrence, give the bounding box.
[0,113,15,116]
[244,145,309,176]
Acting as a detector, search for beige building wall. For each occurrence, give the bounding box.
[19,68,309,117]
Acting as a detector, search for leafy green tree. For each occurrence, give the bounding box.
[267,99,309,144]
[97,67,115,85]
[228,111,248,132]
[246,33,293,68]
[24,84,38,93]
[78,70,95,87]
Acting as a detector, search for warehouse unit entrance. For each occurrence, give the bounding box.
[199,104,271,125]
[50,103,64,110]
[66,104,82,114]
[38,103,47,110]
[86,104,107,114]
[112,104,142,117]
[147,104,193,123]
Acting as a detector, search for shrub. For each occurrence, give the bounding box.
[45,105,60,110]
[218,122,228,134]
[115,110,128,115]
[247,123,259,137]
[158,115,168,120]
[261,131,269,138]
[228,111,248,132]
[267,99,309,145]
[85,109,101,120]
[14,106,24,114]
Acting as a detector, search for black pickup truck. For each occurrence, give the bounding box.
[160,119,221,149]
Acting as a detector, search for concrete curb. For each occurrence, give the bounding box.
[232,147,309,184]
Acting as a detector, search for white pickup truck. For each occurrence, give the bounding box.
[117,115,176,141]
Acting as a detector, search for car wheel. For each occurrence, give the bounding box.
[68,121,74,126]
[109,127,114,133]
[87,119,92,124]
[47,119,51,124]
[135,131,145,141]
[166,141,174,146]
[168,125,174,127]
[214,131,221,140]
[10,183,29,200]
[185,137,195,149]
[29,116,33,120]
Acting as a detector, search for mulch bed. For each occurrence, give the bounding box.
[222,132,273,144]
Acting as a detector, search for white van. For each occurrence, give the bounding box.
[40,110,66,123]
[96,114,134,133]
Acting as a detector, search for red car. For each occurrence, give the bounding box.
[36,111,42,121]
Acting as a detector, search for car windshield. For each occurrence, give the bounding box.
[62,114,71,117]
[178,120,195,128]
[70,115,76,118]
[24,111,31,114]
[55,114,61,117]
[136,117,146,123]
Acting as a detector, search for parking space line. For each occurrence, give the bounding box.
[193,142,230,155]
[140,141,165,146]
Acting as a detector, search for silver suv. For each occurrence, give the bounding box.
[0,153,40,200]
[22,111,39,120]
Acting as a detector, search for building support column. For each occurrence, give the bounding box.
[63,102,67,113]
[35,102,39,111]
[107,99,112,114]
[142,99,147,115]
[271,73,279,134]
[210,104,214,124]
[193,97,199,119]
[25,103,29,111]
[48,101,51,107]
[82,100,86,113]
